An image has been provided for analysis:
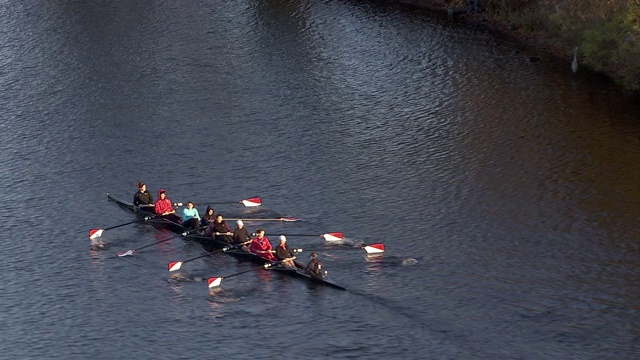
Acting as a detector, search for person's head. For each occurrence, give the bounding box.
[256,228,265,238]
[138,182,146,192]
[279,235,287,243]
[187,201,194,209]
[159,189,166,199]
[236,220,244,228]
[206,206,214,215]
[216,214,223,222]
[310,252,317,259]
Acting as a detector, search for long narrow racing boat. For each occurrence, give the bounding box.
[106,193,346,290]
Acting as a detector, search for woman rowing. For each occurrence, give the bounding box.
[133,182,155,213]
[208,214,233,244]
[154,188,181,224]
[274,235,296,268]
[201,206,215,226]
[232,220,251,246]
[181,201,201,230]
[249,229,276,261]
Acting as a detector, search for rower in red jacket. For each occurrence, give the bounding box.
[249,229,276,261]
[154,188,181,224]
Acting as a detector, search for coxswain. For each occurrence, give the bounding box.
[305,252,325,279]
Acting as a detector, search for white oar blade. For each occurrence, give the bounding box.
[168,261,183,272]
[207,277,223,288]
[364,243,385,254]
[89,229,104,239]
[280,217,300,222]
[322,232,344,241]
[242,197,262,207]
[117,249,135,257]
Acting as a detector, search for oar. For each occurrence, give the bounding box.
[116,226,206,257]
[207,262,281,288]
[186,197,262,207]
[301,243,385,254]
[90,215,157,239]
[168,241,251,271]
[278,232,344,241]
[226,216,300,222]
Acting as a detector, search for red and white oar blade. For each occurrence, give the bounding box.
[363,243,385,254]
[117,249,135,257]
[322,232,344,241]
[89,229,104,239]
[168,261,183,272]
[241,198,262,207]
[207,277,223,288]
[280,217,300,222]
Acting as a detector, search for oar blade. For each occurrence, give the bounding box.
[322,232,344,241]
[168,261,183,272]
[117,249,136,257]
[241,197,262,207]
[89,229,104,239]
[208,277,223,288]
[280,217,300,222]
[363,243,385,254]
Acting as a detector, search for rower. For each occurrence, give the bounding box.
[232,220,251,246]
[154,188,181,224]
[275,235,296,268]
[210,214,233,244]
[249,229,276,261]
[133,182,155,213]
[181,201,201,230]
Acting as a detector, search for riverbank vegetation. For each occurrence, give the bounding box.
[412,0,640,92]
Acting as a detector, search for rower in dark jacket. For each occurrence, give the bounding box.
[209,214,233,244]
[275,235,296,268]
[133,182,155,212]
[201,206,215,226]
[232,220,251,246]
[305,252,325,279]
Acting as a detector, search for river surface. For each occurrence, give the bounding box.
[1,1,639,359]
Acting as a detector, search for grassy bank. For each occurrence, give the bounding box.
[396,0,640,92]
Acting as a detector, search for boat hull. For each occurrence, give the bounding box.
[106,193,346,290]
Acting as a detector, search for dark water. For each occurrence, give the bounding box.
[1,1,639,359]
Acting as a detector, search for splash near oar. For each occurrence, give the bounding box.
[89,215,156,239]
[207,262,280,288]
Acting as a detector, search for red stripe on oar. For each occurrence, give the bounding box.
[208,277,222,288]
[242,198,262,207]
[323,232,344,241]
[89,229,104,239]
[364,243,385,254]
[168,262,183,272]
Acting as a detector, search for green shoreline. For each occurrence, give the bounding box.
[389,0,640,93]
